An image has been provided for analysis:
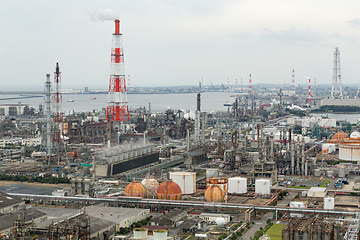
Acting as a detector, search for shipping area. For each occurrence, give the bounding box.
[2,22,360,240]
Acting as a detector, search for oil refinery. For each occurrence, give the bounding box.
[1,19,360,240]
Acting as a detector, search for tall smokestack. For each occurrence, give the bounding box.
[45,74,52,163]
[106,19,130,135]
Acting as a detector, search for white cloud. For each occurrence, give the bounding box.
[89,9,119,22]
[346,18,360,28]
[259,28,323,43]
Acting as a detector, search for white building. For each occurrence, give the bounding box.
[0,104,32,116]
[307,187,327,198]
[22,137,41,146]
[0,138,22,147]
[0,137,41,147]
[199,213,230,224]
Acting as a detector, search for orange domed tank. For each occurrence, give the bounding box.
[124,180,147,198]
[204,185,224,202]
[333,131,347,140]
[157,179,182,200]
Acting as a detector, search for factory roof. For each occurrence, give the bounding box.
[0,191,24,209]
[177,217,203,231]
[84,204,149,224]
[0,208,46,232]
[37,211,115,235]
[151,208,187,226]
[308,187,327,192]
[200,213,230,217]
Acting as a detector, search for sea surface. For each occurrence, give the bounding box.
[1,93,359,123]
[0,92,235,114]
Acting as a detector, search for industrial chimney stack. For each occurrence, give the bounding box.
[106,19,130,137]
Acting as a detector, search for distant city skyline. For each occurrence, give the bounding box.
[1,1,360,91]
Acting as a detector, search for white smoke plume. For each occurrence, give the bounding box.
[89,9,119,22]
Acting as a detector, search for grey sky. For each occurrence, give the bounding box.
[1,0,360,90]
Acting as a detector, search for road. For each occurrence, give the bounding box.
[240,192,296,239]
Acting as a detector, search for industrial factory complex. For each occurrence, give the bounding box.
[2,19,360,240]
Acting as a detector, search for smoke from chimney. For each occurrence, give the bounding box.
[89,9,119,22]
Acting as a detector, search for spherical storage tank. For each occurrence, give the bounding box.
[333,131,347,140]
[204,185,225,202]
[350,131,360,138]
[216,217,226,226]
[124,180,147,198]
[228,177,247,194]
[255,179,271,195]
[169,172,196,194]
[141,178,159,198]
[157,179,182,200]
[207,177,228,195]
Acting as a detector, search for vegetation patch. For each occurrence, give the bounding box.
[0,174,69,184]
[311,105,360,113]
[265,224,285,240]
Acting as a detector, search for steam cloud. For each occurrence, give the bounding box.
[89,9,119,22]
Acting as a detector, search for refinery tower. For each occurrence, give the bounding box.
[106,19,130,136]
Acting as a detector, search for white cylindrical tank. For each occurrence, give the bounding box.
[169,172,196,194]
[314,169,321,177]
[206,168,219,178]
[76,178,83,195]
[84,179,91,195]
[71,178,76,196]
[134,228,148,239]
[322,143,336,154]
[338,166,346,178]
[228,177,247,194]
[216,217,226,226]
[153,230,168,240]
[339,144,360,162]
[326,170,334,178]
[255,179,270,194]
[324,197,335,210]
